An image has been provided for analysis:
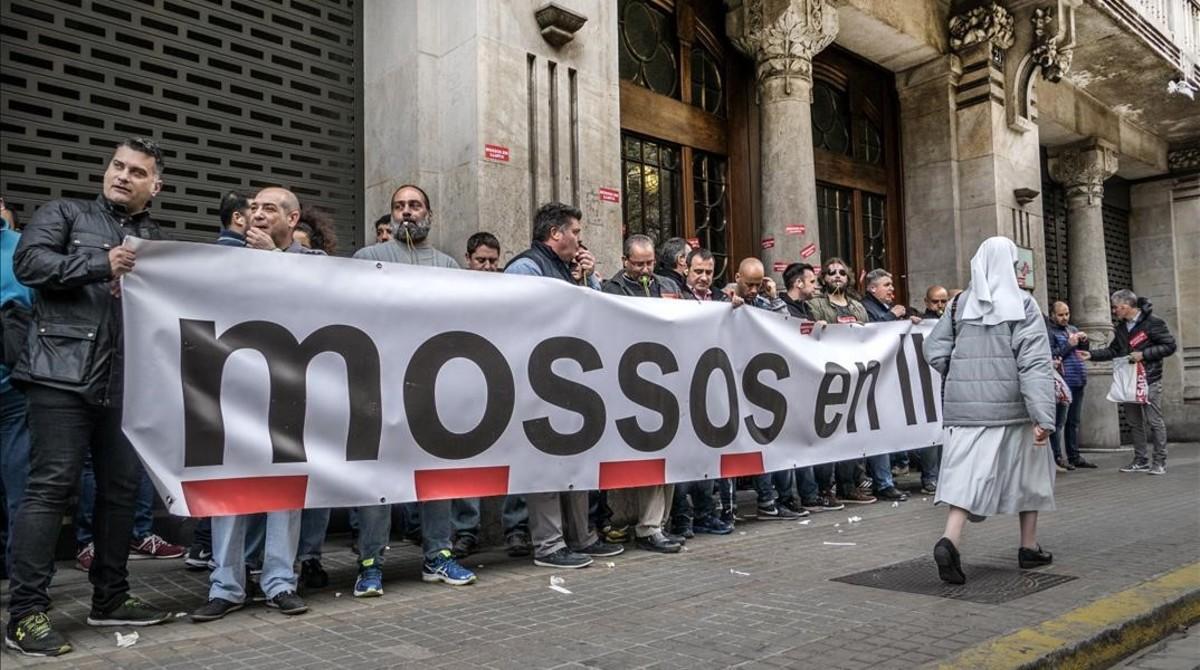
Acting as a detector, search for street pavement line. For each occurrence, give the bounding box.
[935,561,1200,670]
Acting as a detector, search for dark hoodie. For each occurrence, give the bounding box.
[781,294,813,319]
[602,270,680,298]
[1087,297,1177,385]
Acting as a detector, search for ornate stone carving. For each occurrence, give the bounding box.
[949,2,1015,52]
[1168,146,1200,172]
[1048,140,1118,206]
[534,3,587,48]
[727,0,838,101]
[1031,6,1073,82]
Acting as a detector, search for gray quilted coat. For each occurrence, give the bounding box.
[923,292,1056,430]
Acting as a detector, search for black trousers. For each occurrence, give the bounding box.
[8,385,140,619]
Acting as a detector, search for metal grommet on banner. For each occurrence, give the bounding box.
[379,497,386,503]
[375,263,383,269]
[165,496,173,505]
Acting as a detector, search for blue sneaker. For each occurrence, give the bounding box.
[353,559,384,597]
[421,549,477,586]
[692,515,734,535]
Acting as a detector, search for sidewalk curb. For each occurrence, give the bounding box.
[932,562,1200,670]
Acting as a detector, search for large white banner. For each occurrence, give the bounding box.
[121,240,944,517]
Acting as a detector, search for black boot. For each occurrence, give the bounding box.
[934,537,966,585]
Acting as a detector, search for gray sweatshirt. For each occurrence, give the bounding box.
[352,239,460,269]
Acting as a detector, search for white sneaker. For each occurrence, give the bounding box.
[1147,464,1166,475]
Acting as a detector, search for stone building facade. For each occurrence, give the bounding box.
[0,0,1195,444]
[361,0,1199,445]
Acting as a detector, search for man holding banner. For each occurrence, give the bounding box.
[507,202,623,567]
[6,138,172,657]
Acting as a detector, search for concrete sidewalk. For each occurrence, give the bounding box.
[2,445,1197,669]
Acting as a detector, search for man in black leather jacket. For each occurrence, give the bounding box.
[6,137,171,657]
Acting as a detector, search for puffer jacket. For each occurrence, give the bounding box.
[12,196,163,405]
[923,291,1056,430]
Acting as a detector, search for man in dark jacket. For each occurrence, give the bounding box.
[655,236,690,296]
[1046,300,1095,469]
[1082,290,1177,474]
[780,262,818,319]
[7,138,172,656]
[602,234,680,298]
[506,202,621,568]
[922,285,949,319]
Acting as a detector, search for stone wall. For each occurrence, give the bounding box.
[363,0,623,273]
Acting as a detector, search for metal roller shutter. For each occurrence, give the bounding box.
[1102,203,1132,293]
[1041,174,1070,305]
[0,0,362,253]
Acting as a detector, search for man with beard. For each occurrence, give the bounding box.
[353,185,459,269]
[349,185,474,597]
[804,259,875,505]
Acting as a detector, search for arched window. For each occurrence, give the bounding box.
[618,0,737,277]
[811,48,906,301]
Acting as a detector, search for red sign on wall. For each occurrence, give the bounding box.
[772,261,788,273]
[484,144,510,162]
[785,224,806,236]
[599,187,620,203]
[761,236,775,250]
[800,242,818,259]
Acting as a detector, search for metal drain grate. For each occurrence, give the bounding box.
[831,557,1077,604]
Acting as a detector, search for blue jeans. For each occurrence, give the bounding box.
[671,481,716,529]
[754,470,795,506]
[76,452,155,546]
[451,496,529,540]
[795,464,834,502]
[210,510,300,602]
[296,508,331,562]
[1063,385,1085,464]
[358,500,453,563]
[1,386,31,570]
[912,446,940,484]
[868,454,895,492]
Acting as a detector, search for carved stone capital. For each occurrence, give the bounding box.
[949,2,1015,53]
[1031,5,1073,82]
[1048,139,1118,206]
[1168,145,1200,172]
[726,0,838,102]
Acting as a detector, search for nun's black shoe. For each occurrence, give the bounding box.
[1018,545,1053,569]
[934,537,966,585]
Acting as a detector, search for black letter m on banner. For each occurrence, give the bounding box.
[180,319,383,467]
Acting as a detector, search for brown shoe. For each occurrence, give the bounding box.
[840,490,877,505]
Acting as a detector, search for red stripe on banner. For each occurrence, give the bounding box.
[182,475,309,516]
[414,466,510,501]
[599,458,666,490]
[720,452,765,478]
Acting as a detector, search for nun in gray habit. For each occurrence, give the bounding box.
[923,236,1057,584]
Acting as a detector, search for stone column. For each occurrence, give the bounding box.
[726,0,838,275]
[1048,138,1120,448]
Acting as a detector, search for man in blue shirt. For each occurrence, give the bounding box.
[1,201,34,581]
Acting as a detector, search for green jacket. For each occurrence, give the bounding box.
[805,295,868,324]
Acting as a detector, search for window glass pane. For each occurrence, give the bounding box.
[859,120,883,164]
[862,193,887,272]
[618,0,679,99]
[621,133,681,246]
[690,46,724,116]
[693,150,729,278]
[817,184,853,266]
[811,81,850,156]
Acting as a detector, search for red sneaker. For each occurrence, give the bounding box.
[75,543,95,572]
[129,534,186,560]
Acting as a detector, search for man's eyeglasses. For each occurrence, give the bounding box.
[825,268,847,276]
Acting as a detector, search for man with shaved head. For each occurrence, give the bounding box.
[923,285,949,318]
[1045,300,1095,470]
[731,258,803,521]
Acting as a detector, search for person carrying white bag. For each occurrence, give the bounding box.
[1079,290,1177,475]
